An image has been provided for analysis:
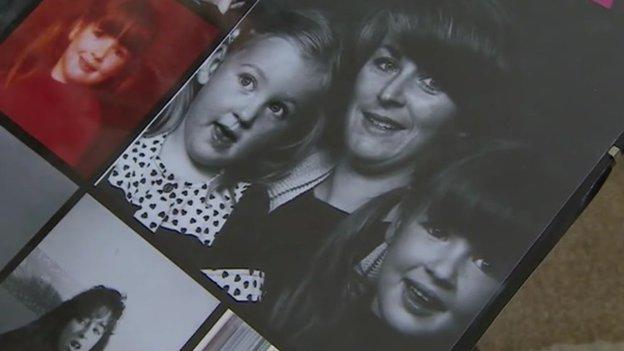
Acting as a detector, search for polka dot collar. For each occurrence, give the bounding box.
[108,134,249,245]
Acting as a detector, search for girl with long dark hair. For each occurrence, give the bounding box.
[270,145,562,350]
[0,285,125,351]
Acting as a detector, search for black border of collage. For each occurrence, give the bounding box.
[2,1,624,350]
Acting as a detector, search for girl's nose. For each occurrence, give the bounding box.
[92,40,115,61]
[233,98,264,127]
[425,240,470,289]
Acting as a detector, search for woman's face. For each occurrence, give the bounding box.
[56,306,112,351]
[183,36,325,168]
[344,42,458,172]
[55,23,132,86]
[375,213,499,343]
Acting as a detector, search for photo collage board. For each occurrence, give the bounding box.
[1,0,624,350]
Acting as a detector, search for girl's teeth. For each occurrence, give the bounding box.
[370,118,396,130]
[409,285,430,303]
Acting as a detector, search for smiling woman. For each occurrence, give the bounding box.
[254,0,513,314]
[0,285,125,351]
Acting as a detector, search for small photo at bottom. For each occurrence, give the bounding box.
[194,310,278,351]
[0,195,220,351]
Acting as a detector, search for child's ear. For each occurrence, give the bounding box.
[196,44,228,85]
[196,65,211,85]
[68,20,85,41]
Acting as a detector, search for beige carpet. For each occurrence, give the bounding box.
[531,342,624,351]
[478,160,624,350]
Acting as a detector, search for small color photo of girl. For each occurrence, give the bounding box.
[0,0,220,176]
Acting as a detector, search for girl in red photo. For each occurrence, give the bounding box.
[0,0,157,168]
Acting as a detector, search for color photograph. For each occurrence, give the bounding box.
[0,0,220,176]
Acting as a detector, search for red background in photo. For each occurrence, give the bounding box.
[0,0,219,176]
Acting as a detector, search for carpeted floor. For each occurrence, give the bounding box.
[478,160,624,350]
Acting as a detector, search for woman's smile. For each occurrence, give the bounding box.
[361,110,408,135]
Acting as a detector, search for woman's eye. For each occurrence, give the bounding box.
[93,327,103,335]
[421,221,448,241]
[419,77,442,95]
[238,73,256,91]
[268,102,288,119]
[373,57,399,74]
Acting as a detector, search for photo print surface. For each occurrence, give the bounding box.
[92,0,624,350]
[194,310,276,351]
[0,126,76,270]
[0,196,220,351]
[0,0,221,176]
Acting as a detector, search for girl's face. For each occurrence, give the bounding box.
[344,42,457,172]
[55,23,132,86]
[56,306,112,351]
[183,36,325,168]
[375,213,499,343]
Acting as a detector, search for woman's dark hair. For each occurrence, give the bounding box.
[5,0,156,90]
[325,0,514,154]
[0,285,125,351]
[270,142,563,347]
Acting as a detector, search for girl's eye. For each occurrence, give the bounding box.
[473,256,494,275]
[92,27,104,38]
[419,77,442,95]
[268,102,288,119]
[93,327,103,335]
[373,57,400,74]
[114,46,128,58]
[421,221,448,241]
[238,73,256,91]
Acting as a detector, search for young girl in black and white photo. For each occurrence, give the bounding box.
[102,7,340,301]
[0,285,125,351]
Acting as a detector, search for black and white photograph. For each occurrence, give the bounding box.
[84,0,624,349]
[194,310,276,351]
[0,196,220,350]
[185,0,257,33]
[0,126,76,270]
[95,5,339,302]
